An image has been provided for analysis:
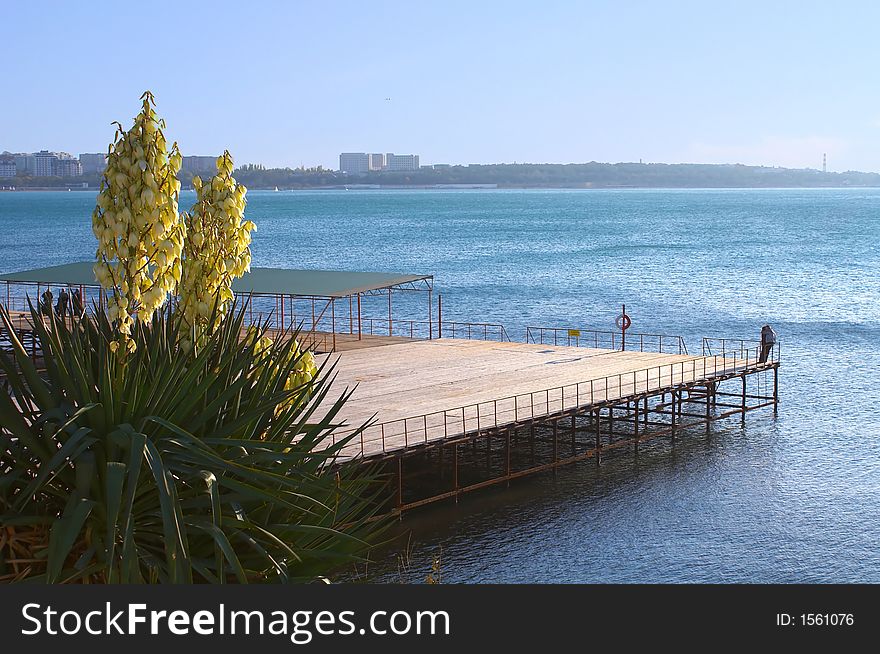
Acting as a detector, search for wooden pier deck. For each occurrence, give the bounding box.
[319,338,774,460]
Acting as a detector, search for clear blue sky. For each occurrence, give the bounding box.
[4,1,879,171]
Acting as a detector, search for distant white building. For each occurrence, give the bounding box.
[33,150,58,177]
[54,156,82,177]
[28,151,83,177]
[0,155,15,178]
[385,153,420,171]
[181,155,217,174]
[368,153,385,171]
[14,153,35,175]
[340,151,421,172]
[79,153,108,175]
[339,152,369,174]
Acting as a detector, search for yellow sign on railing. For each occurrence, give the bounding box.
[567,329,581,338]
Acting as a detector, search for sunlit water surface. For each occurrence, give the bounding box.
[2,188,878,582]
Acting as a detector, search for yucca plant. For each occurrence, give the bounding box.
[0,300,386,583]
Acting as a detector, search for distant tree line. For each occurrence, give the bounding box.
[1,174,101,188]
[230,162,880,189]
[5,162,880,190]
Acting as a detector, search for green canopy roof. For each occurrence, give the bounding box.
[0,262,431,298]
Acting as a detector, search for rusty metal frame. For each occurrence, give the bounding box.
[379,361,779,514]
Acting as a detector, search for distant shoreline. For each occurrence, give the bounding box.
[0,187,98,192]
[5,160,880,192]
[4,183,880,193]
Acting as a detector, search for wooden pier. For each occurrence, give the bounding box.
[316,337,779,512]
[2,300,780,515]
[1,303,780,514]
[0,263,781,515]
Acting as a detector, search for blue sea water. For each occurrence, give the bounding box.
[1,188,879,583]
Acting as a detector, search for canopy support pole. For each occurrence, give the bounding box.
[428,288,433,340]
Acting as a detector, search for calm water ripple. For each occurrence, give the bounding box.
[1,188,878,582]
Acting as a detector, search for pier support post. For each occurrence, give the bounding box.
[571,414,576,455]
[705,384,712,433]
[595,409,602,465]
[529,423,535,463]
[331,298,336,352]
[397,457,403,509]
[388,289,393,336]
[553,419,559,466]
[505,428,512,484]
[452,444,459,502]
[670,391,677,440]
[773,366,779,414]
[608,407,614,445]
[634,399,640,452]
[741,375,747,421]
[679,391,684,423]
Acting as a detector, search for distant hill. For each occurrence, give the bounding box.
[229,162,880,190]
[6,161,880,190]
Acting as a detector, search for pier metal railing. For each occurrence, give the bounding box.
[526,326,688,354]
[701,336,781,361]
[0,299,511,360]
[328,341,778,459]
[0,310,42,360]
[301,317,509,347]
[442,320,511,342]
[258,311,511,345]
[339,317,510,342]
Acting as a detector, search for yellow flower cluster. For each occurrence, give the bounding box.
[286,348,318,395]
[249,329,318,414]
[179,151,255,344]
[91,91,185,353]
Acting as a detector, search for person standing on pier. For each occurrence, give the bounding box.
[759,324,777,363]
[39,289,53,317]
[71,288,84,318]
[54,288,69,319]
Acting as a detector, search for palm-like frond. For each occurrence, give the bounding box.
[0,301,387,583]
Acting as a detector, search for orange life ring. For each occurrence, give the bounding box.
[616,314,631,331]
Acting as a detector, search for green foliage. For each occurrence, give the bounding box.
[0,302,386,583]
